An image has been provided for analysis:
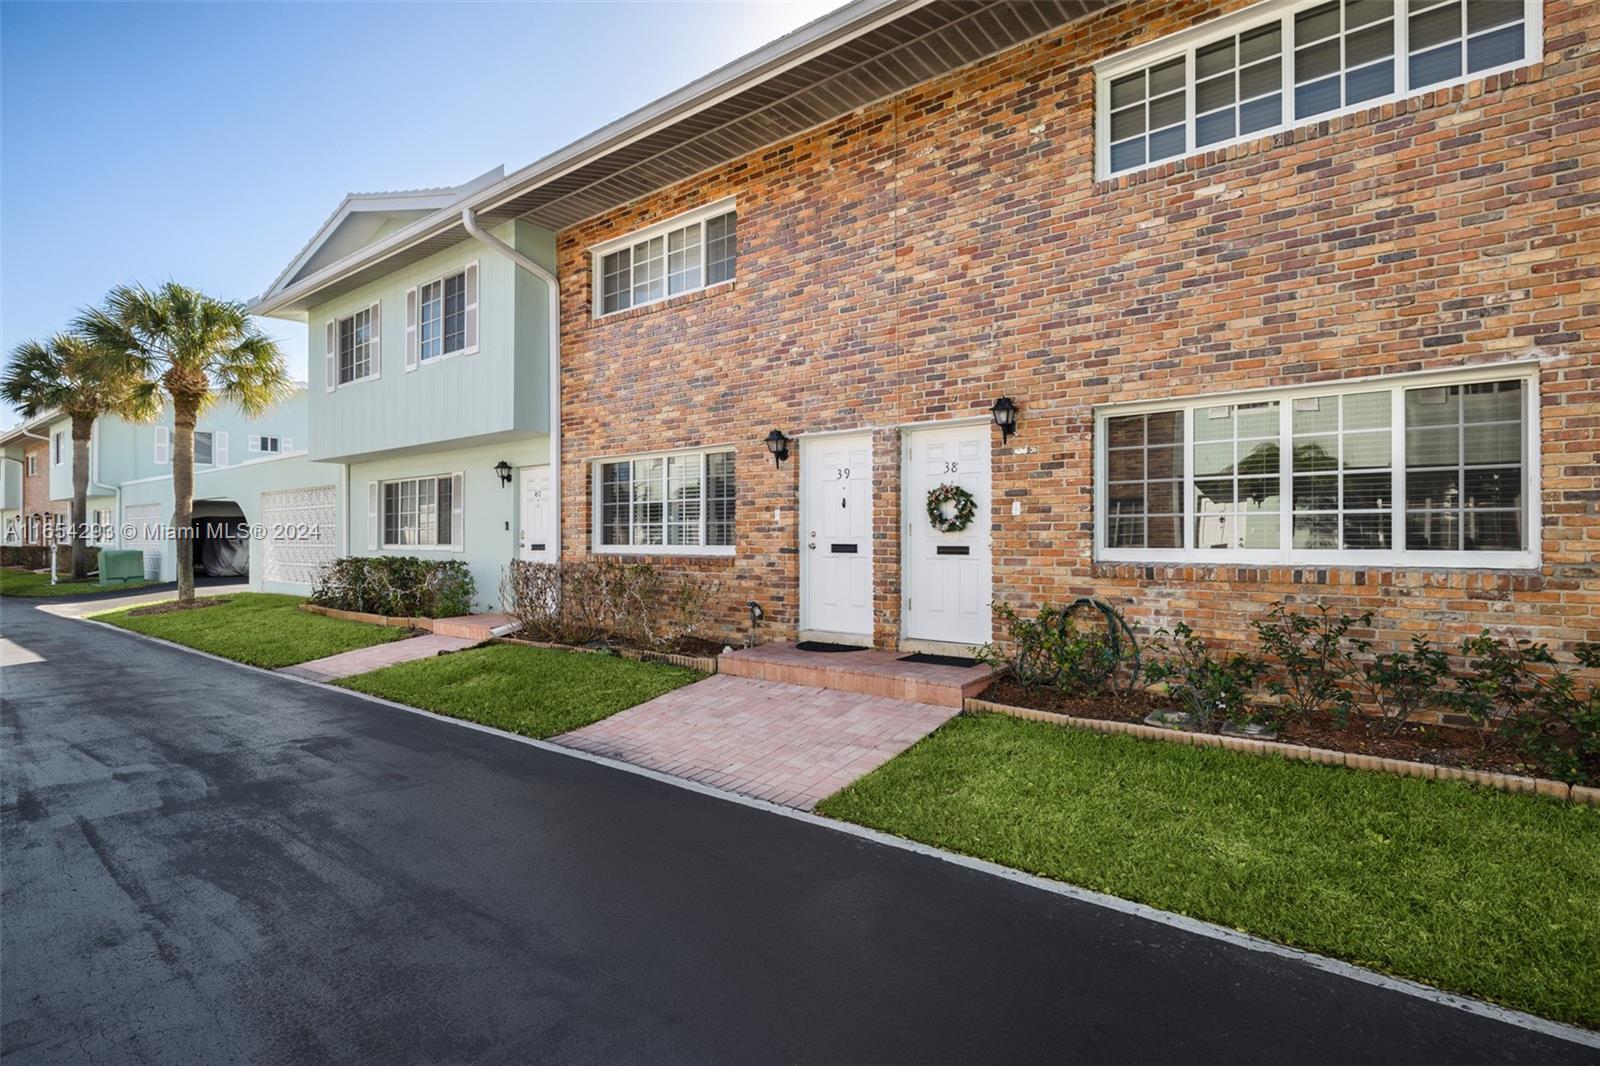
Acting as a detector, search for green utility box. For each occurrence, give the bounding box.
[99,549,145,586]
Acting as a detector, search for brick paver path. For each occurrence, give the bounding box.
[281,633,476,682]
[556,675,958,809]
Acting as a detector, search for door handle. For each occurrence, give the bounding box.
[808,542,816,549]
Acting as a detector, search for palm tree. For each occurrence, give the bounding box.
[79,282,290,603]
[1,333,149,579]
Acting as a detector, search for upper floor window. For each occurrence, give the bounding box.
[250,435,285,454]
[194,431,215,466]
[405,264,477,369]
[330,305,376,386]
[1097,0,1541,179]
[26,453,38,477]
[1095,367,1537,567]
[593,201,737,317]
[52,432,63,466]
[593,447,736,555]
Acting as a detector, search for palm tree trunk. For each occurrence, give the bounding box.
[69,415,94,580]
[171,406,196,603]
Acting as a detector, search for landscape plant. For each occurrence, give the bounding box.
[1448,632,1600,785]
[976,599,1139,693]
[1360,635,1452,735]
[500,557,719,650]
[1144,622,1263,731]
[311,556,475,619]
[79,283,292,604]
[1,333,150,578]
[1251,601,1371,728]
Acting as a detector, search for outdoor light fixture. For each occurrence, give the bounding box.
[494,460,513,486]
[990,396,1019,443]
[764,429,792,467]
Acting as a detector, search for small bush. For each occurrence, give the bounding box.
[310,556,475,619]
[1446,632,1600,784]
[1145,622,1264,732]
[500,557,717,651]
[1252,601,1371,728]
[1361,636,1452,735]
[977,599,1140,693]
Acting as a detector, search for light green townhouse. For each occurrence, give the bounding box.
[248,167,559,605]
[1,390,332,595]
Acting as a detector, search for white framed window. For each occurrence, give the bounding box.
[251,435,284,454]
[379,474,460,550]
[592,200,737,317]
[1094,364,1539,568]
[193,431,215,466]
[324,302,381,390]
[405,264,478,370]
[52,432,63,466]
[1096,0,1542,180]
[592,447,736,555]
[27,453,38,477]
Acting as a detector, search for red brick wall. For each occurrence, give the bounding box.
[555,0,1600,654]
[20,440,66,545]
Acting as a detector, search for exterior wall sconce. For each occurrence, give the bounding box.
[494,460,513,486]
[764,429,792,467]
[990,396,1019,443]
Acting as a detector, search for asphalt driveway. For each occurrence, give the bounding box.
[2,602,1593,1064]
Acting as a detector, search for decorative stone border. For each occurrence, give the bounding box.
[299,603,433,631]
[964,697,1599,807]
[494,635,718,675]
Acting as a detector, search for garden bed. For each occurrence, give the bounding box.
[978,677,1554,782]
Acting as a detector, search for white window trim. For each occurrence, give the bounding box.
[1093,362,1541,569]
[193,429,216,467]
[378,472,464,552]
[52,431,63,466]
[329,303,381,389]
[1094,0,1544,181]
[590,197,737,319]
[26,453,38,477]
[590,445,736,557]
[414,263,480,365]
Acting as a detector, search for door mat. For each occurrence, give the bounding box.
[899,652,980,668]
[794,641,869,653]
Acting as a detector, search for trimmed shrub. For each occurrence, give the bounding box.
[977,599,1141,693]
[1252,601,1372,728]
[310,556,475,619]
[1146,622,1265,731]
[500,557,717,651]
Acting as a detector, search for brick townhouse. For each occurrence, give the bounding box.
[256,0,1598,654]
[19,437,67,546]
[552,0,1598,653]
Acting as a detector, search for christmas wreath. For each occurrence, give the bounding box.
[926,483,978,533]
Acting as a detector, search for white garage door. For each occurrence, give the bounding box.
[123,503,165,575]
[261,485,337,588]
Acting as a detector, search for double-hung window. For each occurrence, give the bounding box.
[382,475,455,548]
[418,270,468,360]
[26,454,38,477]
[594,448,736,554]
[193,431,215,466]
[594,201,737,316]
[1097,0,1541,179]
[1096,367,1537,566]
[335,307,374,384]
[52,432,63,466]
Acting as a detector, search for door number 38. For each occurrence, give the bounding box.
[943,460,959,473]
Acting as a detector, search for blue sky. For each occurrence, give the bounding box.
[0,0,843,427]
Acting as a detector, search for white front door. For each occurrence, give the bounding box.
[799,433,874,639]
[518,465,554,562]
[903,422,991,648]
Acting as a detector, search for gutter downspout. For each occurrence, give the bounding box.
[87,422,121,550]
[461,208,560,577]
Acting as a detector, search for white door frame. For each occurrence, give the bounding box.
[900,419,993,652]
[798,432,875,642]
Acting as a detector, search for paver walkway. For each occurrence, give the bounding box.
[556,674,958,809]
[280,633,476,682]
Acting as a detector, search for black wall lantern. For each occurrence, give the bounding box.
[494,460,513,486]
[990,396,1019,443]
[764,429,793,467]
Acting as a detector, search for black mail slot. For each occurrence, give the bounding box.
[936,545,970,556]
[831,543,859,554]
[530,543,547,552]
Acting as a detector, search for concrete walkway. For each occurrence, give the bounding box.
[280,632,476,682]
[557,674,958,809]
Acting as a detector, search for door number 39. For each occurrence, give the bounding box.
[835,467,850,480]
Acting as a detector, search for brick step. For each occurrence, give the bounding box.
[718,642,996,708]
[432,613,517,641]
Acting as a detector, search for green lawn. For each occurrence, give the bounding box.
[1,566,150,598]
[337,643,703,739]
[97,592,407,668]
[817,713,1600,1029]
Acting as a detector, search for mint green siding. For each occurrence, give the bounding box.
[307,220,554,463]
[345,436,550,610]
